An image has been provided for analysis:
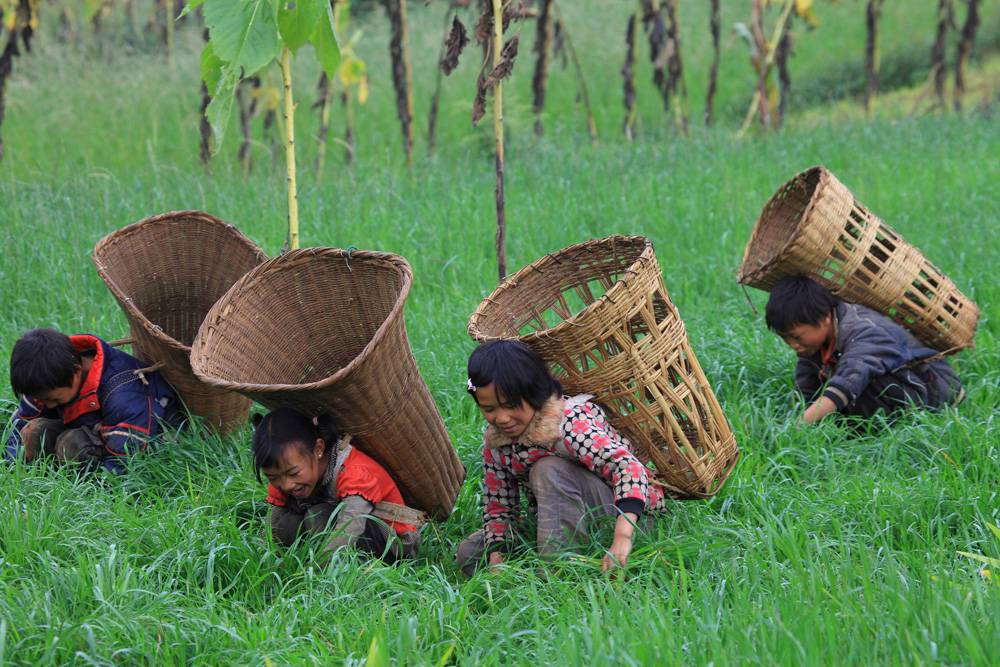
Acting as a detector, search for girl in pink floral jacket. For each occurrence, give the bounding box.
[455,340,668,576]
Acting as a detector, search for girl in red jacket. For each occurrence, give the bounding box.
[253,407,421,563]
[455,340,668,576]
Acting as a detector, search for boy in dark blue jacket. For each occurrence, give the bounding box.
[5,328,180,472]
[766,276,963,425]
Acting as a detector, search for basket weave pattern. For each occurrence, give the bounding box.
[468,236,739,499]
[190,248,465,520]
[92,211,267,433]
[739,167,979,352]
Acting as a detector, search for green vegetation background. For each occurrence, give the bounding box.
[0,1,997,664]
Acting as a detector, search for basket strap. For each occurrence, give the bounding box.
[108,337,136,347]
[891,346,962,373]
[371,501,428,527]
[133,362,165,386]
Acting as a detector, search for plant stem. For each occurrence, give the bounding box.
[623,10,638,140]
[737,0,795,138]
[864,0,882,115]
[491,0,506,282]
[280,46,299,250]
[553,1,598,148]
[953,0,980,111]
[705,0,720,126]
[316,74,333,178]
[532,0,554,136]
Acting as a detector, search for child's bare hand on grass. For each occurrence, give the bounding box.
[602,513,638,573]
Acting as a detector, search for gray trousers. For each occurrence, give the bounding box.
[455,456,620,577]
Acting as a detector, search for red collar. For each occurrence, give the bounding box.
[61,335,105,422]
[820,332,837,367]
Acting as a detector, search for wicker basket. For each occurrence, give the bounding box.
[189,248,465,520]
[468,236,739,499]
[92,211,267,434]
[739,166,979,352]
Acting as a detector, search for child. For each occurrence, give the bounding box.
[766,276,963,424]
[252,407,422,564]
[455,340,668,576]
[6,328,180,472]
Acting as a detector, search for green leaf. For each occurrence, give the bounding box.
[206,68,240,154]
[200,42,224,93]
[179,0,206,19]
[365,635,389,667]
[310,0,341,80]
[278,0,321,54]
[958,551,1000,568]
[204,0,281,76]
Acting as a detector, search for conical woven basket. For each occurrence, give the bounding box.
[189,248,465,520]
[92,211,267,434]
[738,166,979,352]
[468,236,738,499]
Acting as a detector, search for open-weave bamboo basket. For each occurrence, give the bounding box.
[468,236,738,499]
[739,166,979,352]
[93,211,267,434]
[190,248,465,520]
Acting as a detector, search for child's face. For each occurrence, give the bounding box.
[780,314,833,357]
[261,439,327,499]
[474,383,536,438]
[35,366,84,409]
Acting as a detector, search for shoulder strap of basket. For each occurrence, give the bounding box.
[890,346,961,373]
[371,501,428,527]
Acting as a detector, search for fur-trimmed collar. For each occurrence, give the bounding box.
[483,394,566,449]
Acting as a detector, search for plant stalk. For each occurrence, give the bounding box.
[553,1,598,147]
[737,0,795,138]
[280,46,300,250]
[491,0,506,282]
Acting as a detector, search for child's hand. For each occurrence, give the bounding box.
[602,534,633,572]
[801,396,838,424]
[602,513,638,572]
[20,421,42,461]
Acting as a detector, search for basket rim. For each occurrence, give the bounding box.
[92,210,268,354]
[467,235,654,342]
[737,165,829,287]
[190,246,414,393]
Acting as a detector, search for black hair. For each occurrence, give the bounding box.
[467,340,562,410]
[765,275,840,334]
[9,328,82,397]
[251,407,341,483]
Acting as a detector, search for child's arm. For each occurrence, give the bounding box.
[562,403,648,518]
[562,402,650,570]
[271,505,305,546]
[806,324,904,422]
[794,357,823,402]
[266,484,304,546]
[99,377,169,459]
[482,445,520,556]
[323,495,376,556]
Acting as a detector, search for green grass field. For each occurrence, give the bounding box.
[1,2,998,664]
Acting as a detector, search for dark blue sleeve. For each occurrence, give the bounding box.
[98,376,163,457]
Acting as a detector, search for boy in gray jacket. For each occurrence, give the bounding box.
[766,276,962,424]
